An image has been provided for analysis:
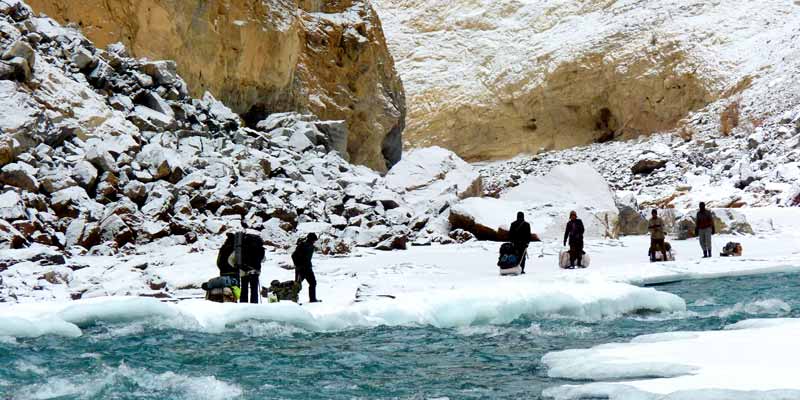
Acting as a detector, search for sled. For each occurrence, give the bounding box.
[497,244,526,276]
[650,251,676,262]
[649,242,676,262]
[720,242,743,257]
[499,265,522,276]
[559,250,590,269]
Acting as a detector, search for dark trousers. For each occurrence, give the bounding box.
[650,238,668,261]
[240,273,260,304]
[296,268,317,302]
[569,240,583,267]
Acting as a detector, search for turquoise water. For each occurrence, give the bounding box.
[2,272,799,400]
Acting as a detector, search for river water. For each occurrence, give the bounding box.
[2,272,798,399]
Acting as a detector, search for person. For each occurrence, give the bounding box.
[292,233,320,303]
[695,202,715,258]
[217,232,265,304]
[214,233,242,302]
[563,211,585,268]
[509,212,532,273]
[648,209,668,262]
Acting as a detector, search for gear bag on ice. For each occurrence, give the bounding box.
[264,280,302,303]
[497,242,526,276]
[497,242,520,268]
[720,242,743,257]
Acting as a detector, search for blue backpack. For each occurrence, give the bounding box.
[497,243,519,268]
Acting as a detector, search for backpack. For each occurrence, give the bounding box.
[497,243,519,268]
[220,232,265,274]
[721,242,742,257]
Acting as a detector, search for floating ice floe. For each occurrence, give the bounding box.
[542,318,800,399]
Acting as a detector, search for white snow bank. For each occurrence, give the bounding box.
[543,383,800,400]
[0,280,684,337]
[385,146,481,204]
[503,163,617,211]
[542,318,800,397]
[449,163,620,240]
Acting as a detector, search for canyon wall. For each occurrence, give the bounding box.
[28,0,405,170]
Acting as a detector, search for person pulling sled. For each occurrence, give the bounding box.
[508,212,532,274]
[648,209,672,262]
[561,211,588,269]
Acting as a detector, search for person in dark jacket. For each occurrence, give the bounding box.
[216,232,265,303]
[509,212,532,273]
[695,202,715,258]
[292,233,320,303]
[563,211,585,268]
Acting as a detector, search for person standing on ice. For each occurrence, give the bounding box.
[563,211,585,268]
[509,212,532,274]
[695,202,715,258]
[648,209,668,262]
[292,233,321,303]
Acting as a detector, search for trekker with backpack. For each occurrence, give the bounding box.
[563,211,585,268]
[211,232,264,303]
[695,202,715,258]
[292,233,320,303]
[509,212,532,274]
[215,231,265,303]
[648,209,668,262]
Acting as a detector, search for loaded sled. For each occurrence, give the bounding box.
[497,242,526,276]
[559,250,591,269]
[649,242,676,262]
[264,280,302,303]
[720,242,743,257]
[202,276,240,303]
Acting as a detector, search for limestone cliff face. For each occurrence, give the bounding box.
[372,0,799,161]
[28,0,405,170]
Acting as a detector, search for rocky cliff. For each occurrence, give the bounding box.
[27,0,405,171]
[373,0,800,161]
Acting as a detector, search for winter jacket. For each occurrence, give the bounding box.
[509,220,532,247]
[292,240,316,272]
[696,209,715,234]
[563,219,585,245]
[648,217,666,240]
[216,232,265,275]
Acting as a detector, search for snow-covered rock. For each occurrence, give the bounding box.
[0,161,38,191]
[385,146,482,205]
[503,163,620,240]
[0,218,26,248]
[0,191,26,220]
[448,197,523,241]
[673,208,754,240]
[615,193,648,236]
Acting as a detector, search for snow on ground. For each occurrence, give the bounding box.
[1,208,799,338]
[541,318,800,399]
